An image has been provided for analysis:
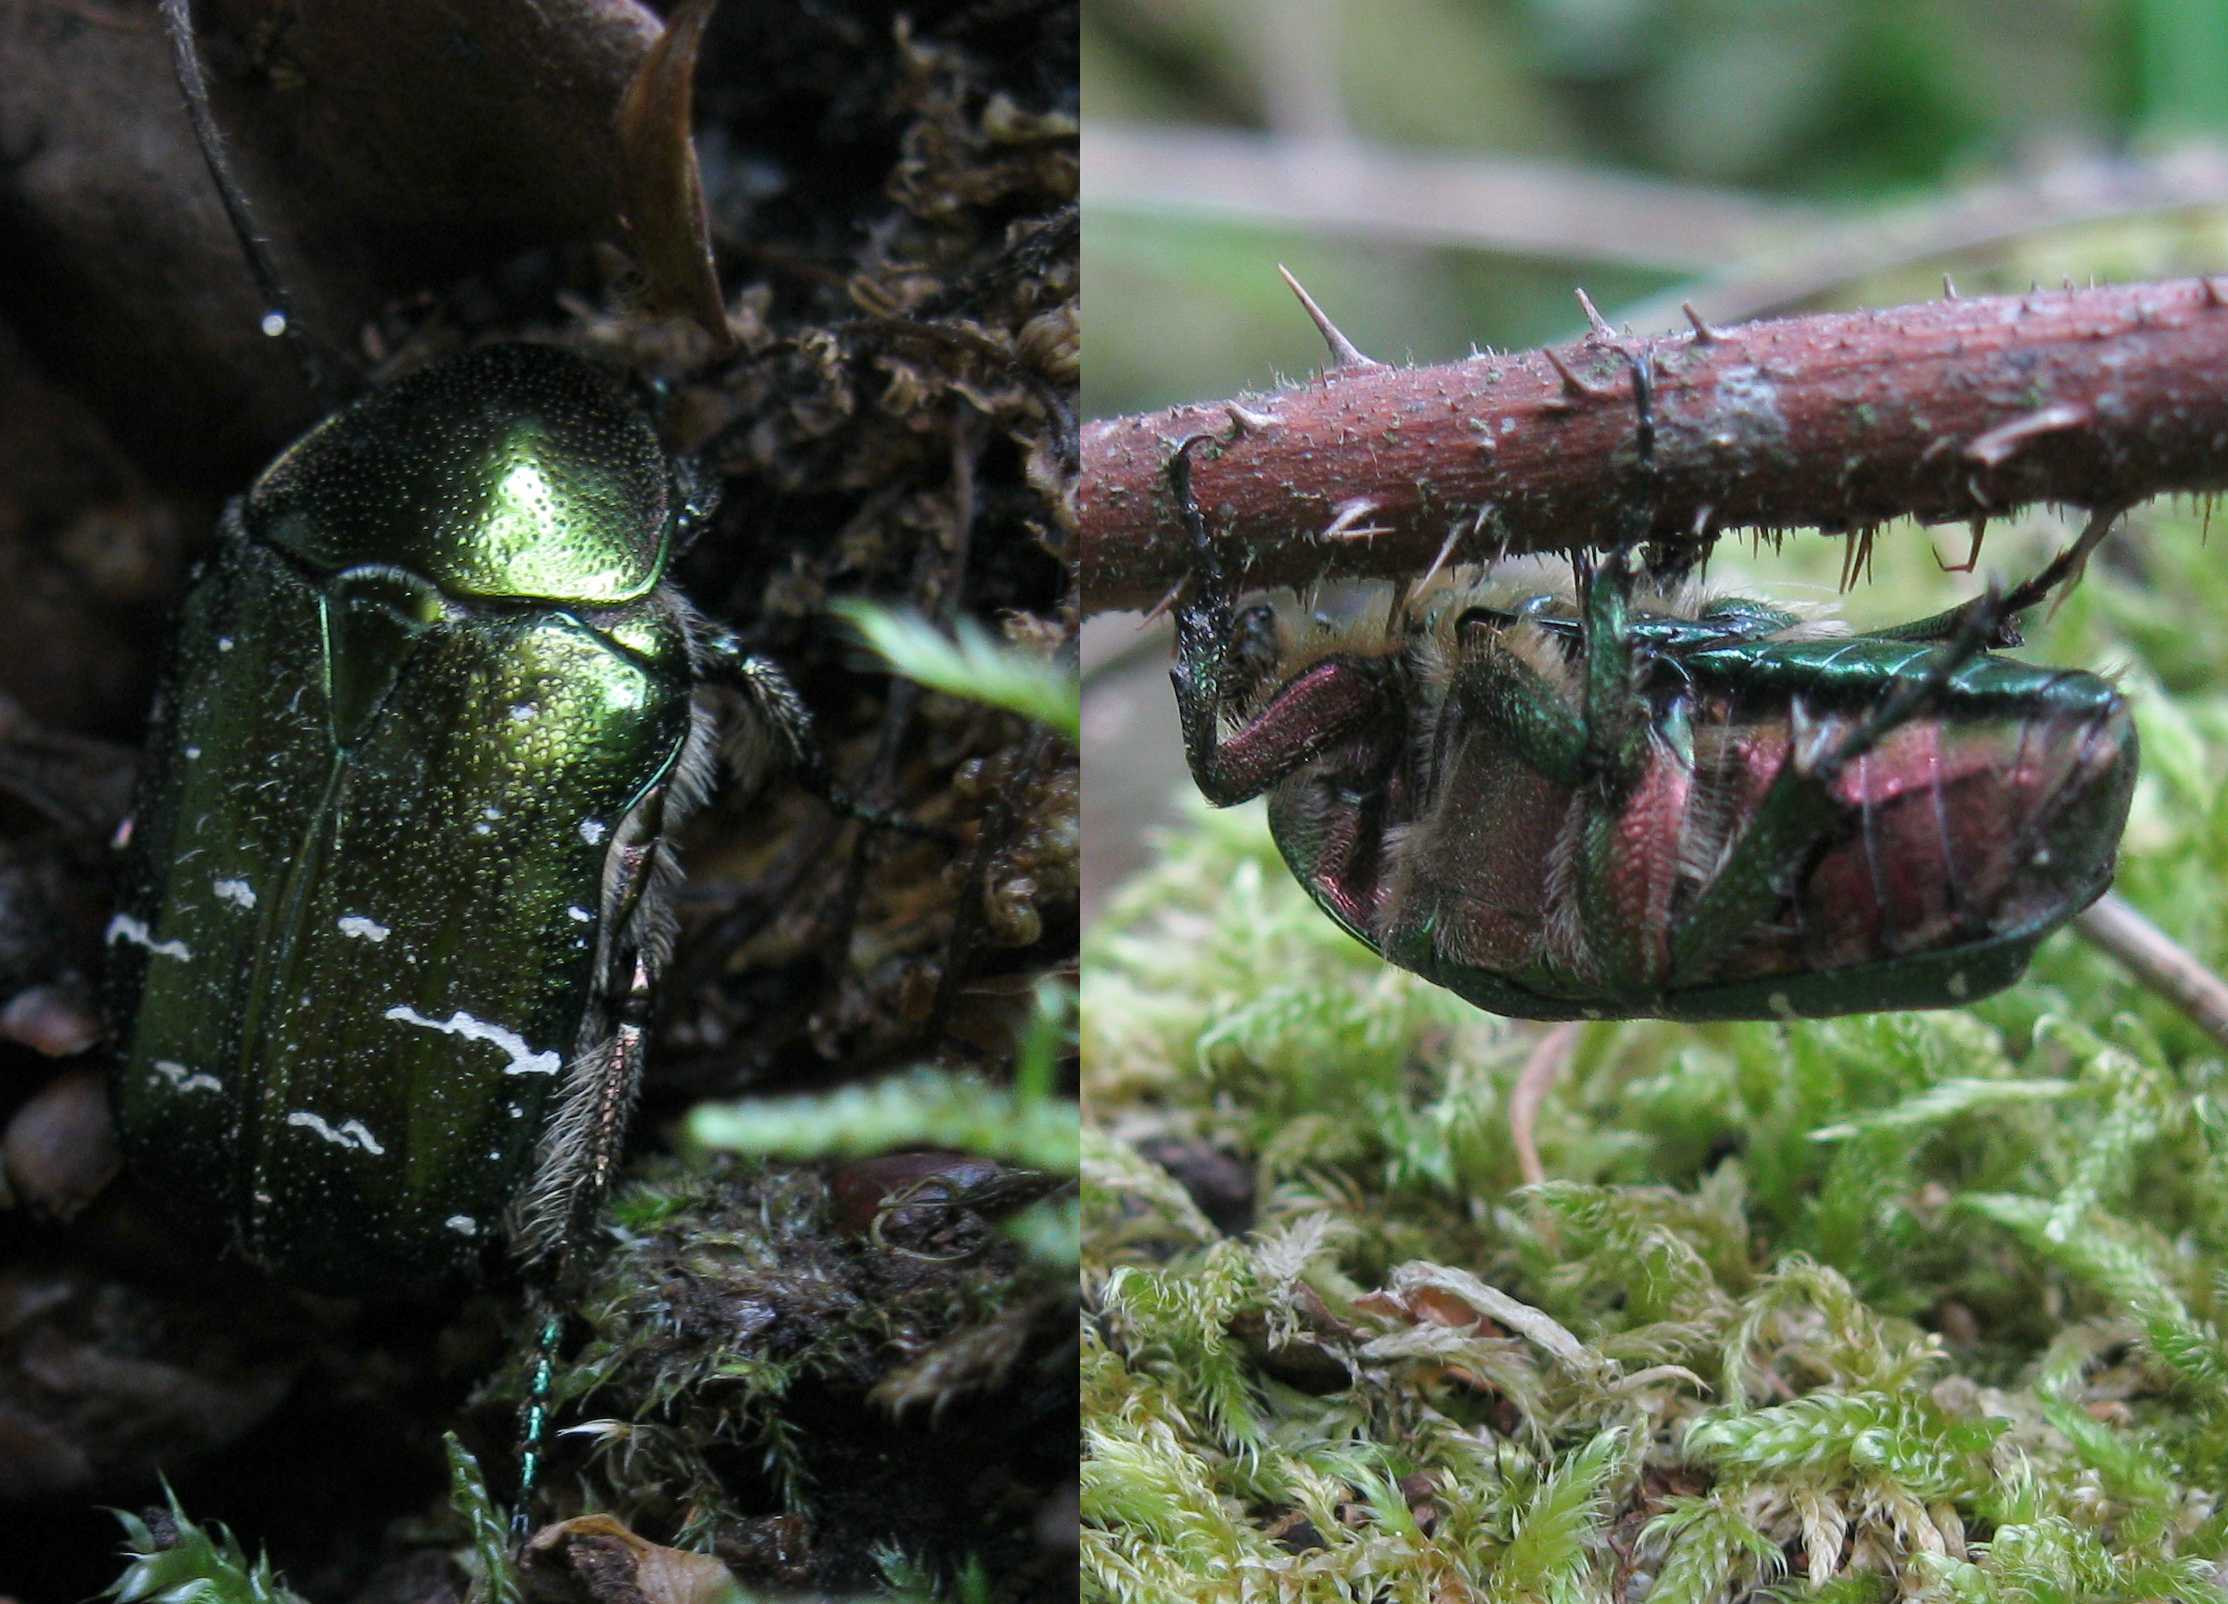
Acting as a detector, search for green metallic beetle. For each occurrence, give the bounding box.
[102,343,824,1291]
[1166,359,2138,1021]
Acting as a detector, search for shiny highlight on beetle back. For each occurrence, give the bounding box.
[248,345,674,606]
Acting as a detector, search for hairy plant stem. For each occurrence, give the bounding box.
[1082,276,2228,614]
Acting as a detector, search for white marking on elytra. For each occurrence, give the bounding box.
[1947,972,1970,999]
[566,906,593,923]
[483,805,505,820]
[152,1059,222,1094]
[212,877,257,909]
[383,1004,562,1076]
[337,915,391,943]
[579,818,608,846]
[446,1215,480,1236]
[216,636,235,652]
[287,1109,387,1155]
[508,703,537,723]
[106,914,192,961]
[183,745,202,760]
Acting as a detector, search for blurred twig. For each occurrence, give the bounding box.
[1087,123,1817,273]
[1625,146,2228,329]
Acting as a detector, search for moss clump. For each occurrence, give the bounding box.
[1081,508,2228,1602]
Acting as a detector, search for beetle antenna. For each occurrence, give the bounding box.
[158,0,335,408]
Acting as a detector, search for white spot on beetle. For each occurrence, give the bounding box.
[106,914,192,961]
[1768,991,1798,1021]
[446,1215,480,1236]
[1947,972,1970,999]
[483,805,505,821]
[579,818,608,846]
[566,906,593,923]
[383,1004,562,1077]
[212,877,257,909]
[152,1059,222,1094]
[287,1110,387,1155]
[216,636,235,653]
[337,915,391,943]
[183,745,202,760]
[508,703,537,723]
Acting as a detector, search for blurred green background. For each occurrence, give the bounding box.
[1084,0,2228,422]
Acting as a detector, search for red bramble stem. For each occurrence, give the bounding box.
[1080,277,2228,615]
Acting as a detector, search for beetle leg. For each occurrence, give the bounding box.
[508,946,654,1540]
[1813,583,2006,781]
[695,630,944,841]
[511,1296,565,1546]
[1662,590,2010,988]
[1167,431,1394,805]
[1576,540,1656,788]
[1573,348,1669,789]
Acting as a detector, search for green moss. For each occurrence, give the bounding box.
[1082,508,2228,1601]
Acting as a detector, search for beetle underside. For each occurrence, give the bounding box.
[1169,426,2139,1022]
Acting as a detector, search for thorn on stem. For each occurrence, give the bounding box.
[1415,516,1470,594]
[1574,288,1616,339]
[1224,401,1276,434]
[1541,345,1619,403]
[1139,578,1184,627]
[2203,276,2228,308]
[1680,301,1724,343]
[1942,273,1960,299]
[1837,526,1877,593]
[1321,497,1387,542]
[1936,516,1987,574]
[1964,402,2089,468]
[1277,263,1381,372]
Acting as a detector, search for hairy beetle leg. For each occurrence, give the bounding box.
[1658,579,2018,988]
[696,630,949,843]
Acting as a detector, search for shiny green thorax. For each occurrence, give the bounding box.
[249,345,676,605]
[107,344,702,1292]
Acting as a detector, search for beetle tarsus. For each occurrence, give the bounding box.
[698,632,947,842]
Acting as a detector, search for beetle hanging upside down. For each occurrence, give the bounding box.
[1167,360,2138,1022]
